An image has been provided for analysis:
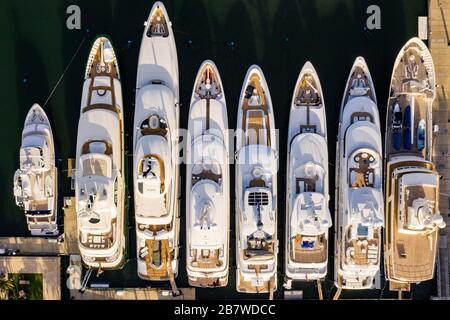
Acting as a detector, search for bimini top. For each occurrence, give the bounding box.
[289,138,330,237]
[399,172,445,231]
[77,153,115,234]
[188,134,227,249]
[290,134,327,192]
[291,193,331,236]
[20,105,53,171]
[349,188,384,229]
[20,136,50,171]
[190,180,224,248]
[134,135,172,217]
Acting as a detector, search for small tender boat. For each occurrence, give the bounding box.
[13,104,59,236]
[285,62,332,283]
[417,119,426,151]
[186,60,230,287]
[75,36,125,269]
[403,105,411,127]
[392,103,403,151]
[392,103,403,131]
[235,65,278,297]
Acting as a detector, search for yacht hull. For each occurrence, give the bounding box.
[14,104,59,236]
[235,65,278,295]
[285,62,331,282]
[335,57,384,291]
[186,60,230,287]
[134,1,180,281]
[75,36,125,270]
[383,38,444,291]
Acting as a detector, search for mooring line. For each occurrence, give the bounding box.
[43,36,87,107]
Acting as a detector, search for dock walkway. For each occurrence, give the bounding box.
[0,197,80,256]
[69,288,195,300]
[0,256,61,300]
[429,0,450,299]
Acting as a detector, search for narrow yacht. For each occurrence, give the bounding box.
[134,2,180,282]
[285,62,332,283]
[235,65,278,296]
[13,104,58,236]
[335,57,384,291]
[75,36,125,269]
[186,61,229,287]
[384,38,445,292]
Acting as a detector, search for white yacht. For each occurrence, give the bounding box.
[186,60,229,287]
[235,65,278,296]
[13,104,58,236]
[285,62,332,283]
[134,2,180,282]
[335,57,384,291]
[75,36,125,269]
[384,38,445,292]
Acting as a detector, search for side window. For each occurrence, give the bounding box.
[114,176,118,207]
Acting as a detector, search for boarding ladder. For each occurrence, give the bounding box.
[79,267,93,293]
[164,241,181,297]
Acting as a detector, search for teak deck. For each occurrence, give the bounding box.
[140,239,171,280]
[292,234,327,264]
[241,73,271,146]
[384,160,439,288]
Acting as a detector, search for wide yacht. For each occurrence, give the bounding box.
[384,38,445,292]
[75,36,125,269]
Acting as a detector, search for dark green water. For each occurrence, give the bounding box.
[0,0,434,299]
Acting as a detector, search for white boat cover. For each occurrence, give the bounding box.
[190,180,223,248]
[291,192,331,236]
[345,122,382,158]
[348,188,384,231]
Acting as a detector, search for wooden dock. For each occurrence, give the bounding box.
[0,256,61,300]
[0,197,80,256]
[429,0,450,299]
[69,287,195,300]
[0,237,64,255]
[63,197,80,255]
